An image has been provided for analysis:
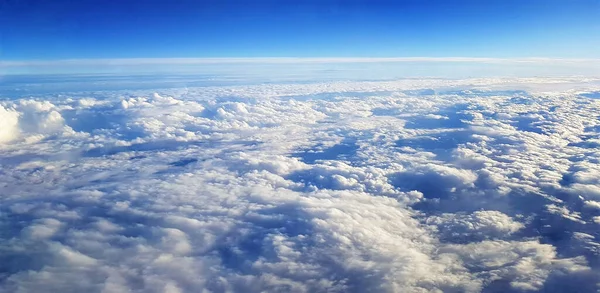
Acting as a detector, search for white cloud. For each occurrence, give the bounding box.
[584,200,600,210]
[1,77,600,292]
[426,210,524,241]
[440,240,590,291]
[3,57,600,67]
[0,105,20,143]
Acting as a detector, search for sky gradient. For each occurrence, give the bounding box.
[1,0,600,60]
[3,2,600,292]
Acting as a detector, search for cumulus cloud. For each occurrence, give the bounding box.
[1,77,600,292]
[441,240,590,292]
[0,105,19,143]
[426,210,524,242]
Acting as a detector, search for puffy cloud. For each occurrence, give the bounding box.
[440,240,591,292]
[0,105,19,143]
[0,100,76,145]
[1,77,600,292]
[426,210,524,242]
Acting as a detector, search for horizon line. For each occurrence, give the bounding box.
[3,57,600,67]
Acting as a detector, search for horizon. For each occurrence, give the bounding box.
[3,56,600,76]
[2,1,600,292]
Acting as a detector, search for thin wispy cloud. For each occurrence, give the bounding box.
[3,57,600,67]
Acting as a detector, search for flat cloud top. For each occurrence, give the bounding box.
[3,57,600,66]
[3,57,600,77]
[0,77,599,292]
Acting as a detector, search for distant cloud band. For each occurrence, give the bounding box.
[3,57,600,67]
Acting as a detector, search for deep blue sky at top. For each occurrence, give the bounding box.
[1,0,599,60]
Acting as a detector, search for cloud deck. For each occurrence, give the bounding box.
[1,78,600,292]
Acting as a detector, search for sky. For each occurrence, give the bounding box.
[4,1,600,292]
[1,0,600,60]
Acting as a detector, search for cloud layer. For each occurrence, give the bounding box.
[4,57,600,67]
[1,77,600,292]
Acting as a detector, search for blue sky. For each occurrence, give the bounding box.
[1,0,599,60]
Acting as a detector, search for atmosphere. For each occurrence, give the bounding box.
[2,1,600,293]
[2,0,600,60]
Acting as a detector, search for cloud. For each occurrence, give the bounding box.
[4,58,600,78]
[1,77,600,292]
[0,105,19,143]
[440,240,591,292]
[3,57,600,67]
[426,210,524,242]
